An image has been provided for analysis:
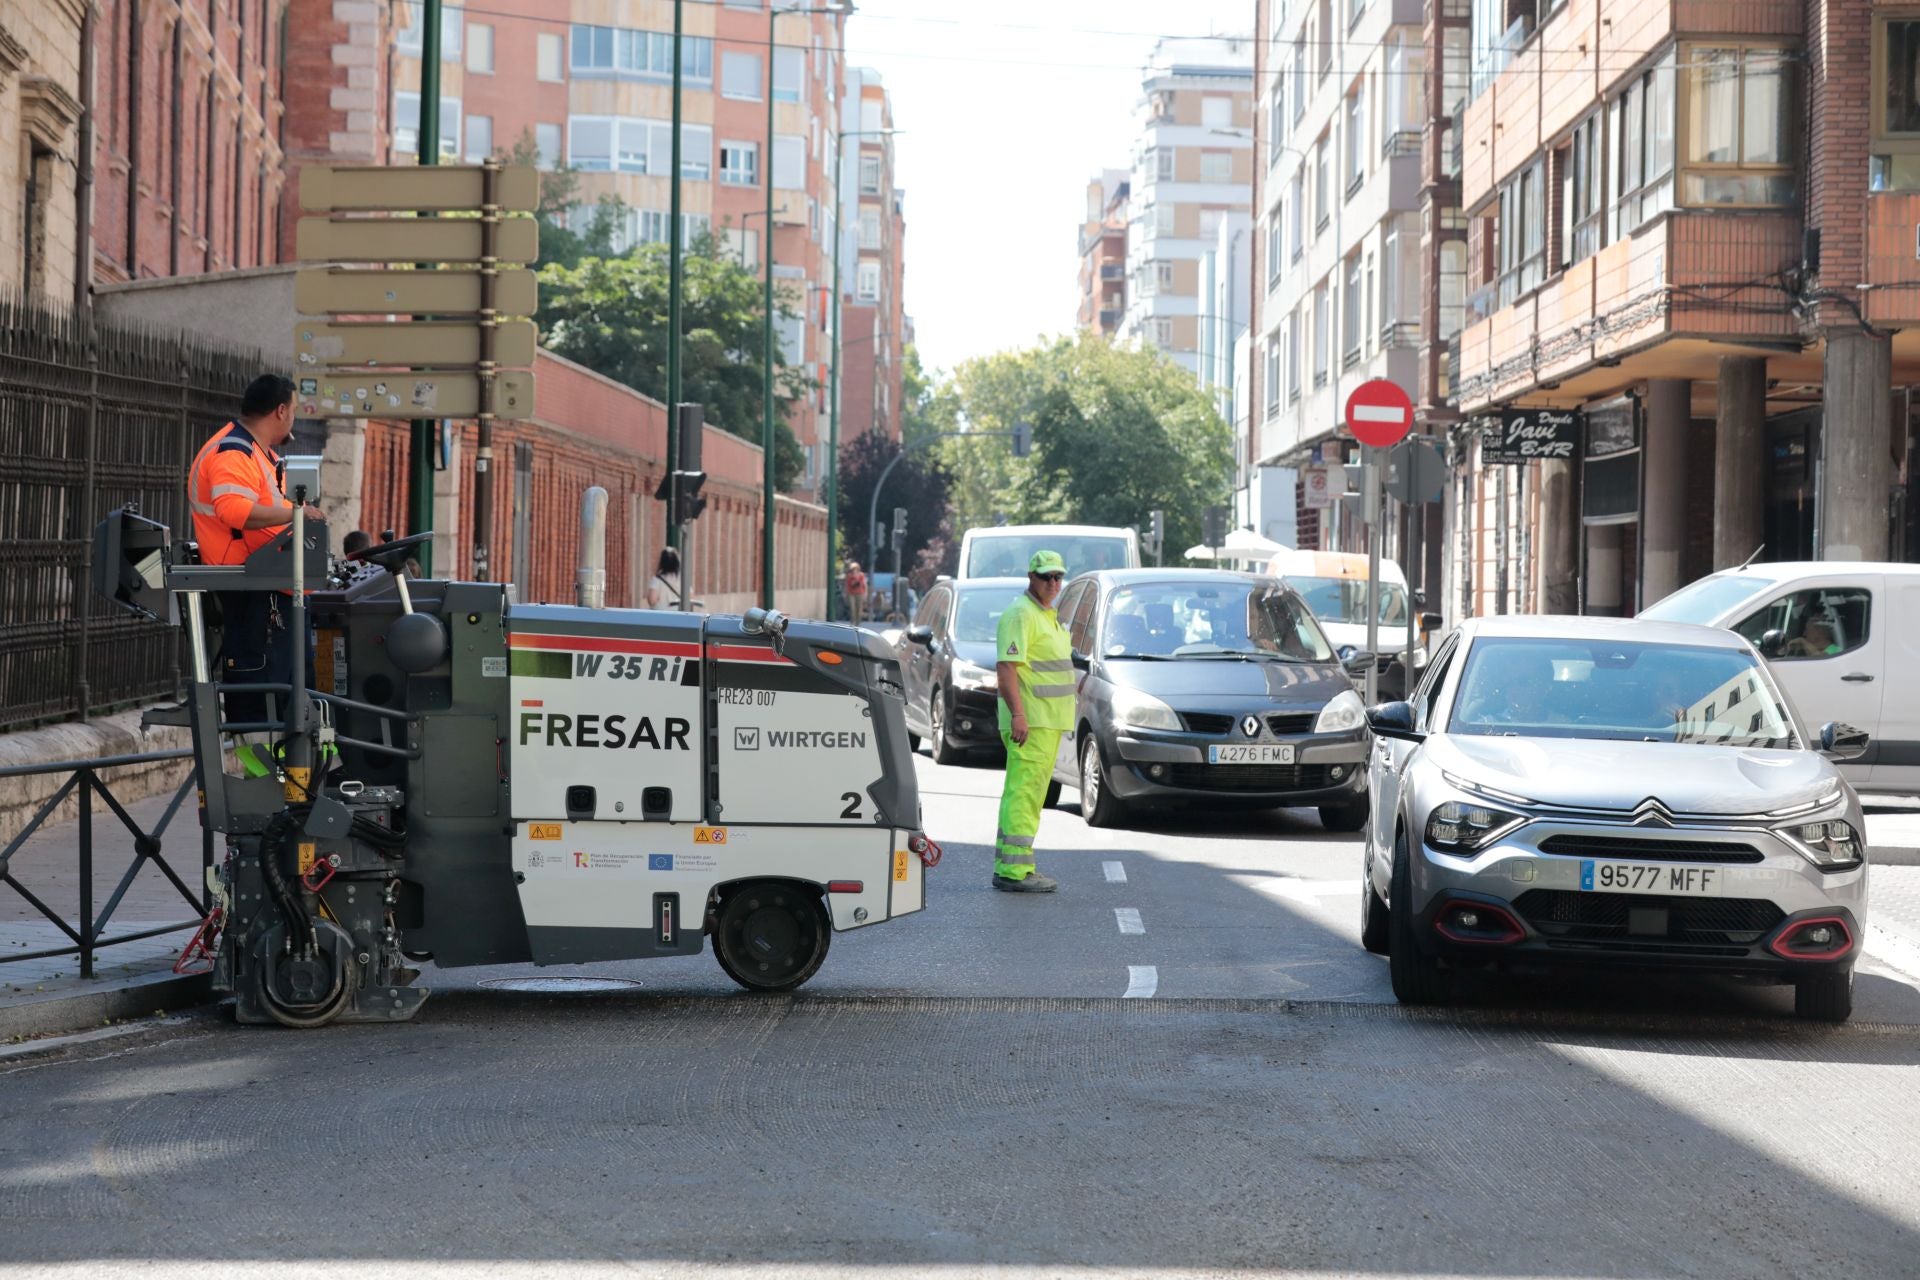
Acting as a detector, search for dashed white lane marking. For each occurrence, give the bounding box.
[1102,860,1127,883]
[1114,907,1145,935]
[1124,965,1159,998]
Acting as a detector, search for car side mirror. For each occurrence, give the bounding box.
[1759,628,1787,658]
[1342,649,1377,676]
[1071,650,1091,671]
[1414,589,1428,608]
[1820,721,1870,762]
[1367,701,1423,742]
[905,624,933,647]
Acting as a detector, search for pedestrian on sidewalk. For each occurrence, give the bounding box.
[992,549,1074,893]
[645,547,683,609]
[843,560,868,622]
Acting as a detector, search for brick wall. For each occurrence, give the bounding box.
[1808,0,1873,328]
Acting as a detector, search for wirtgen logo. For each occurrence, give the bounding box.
[735,727,761,751]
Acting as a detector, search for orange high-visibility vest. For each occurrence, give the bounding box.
[187,422,288,565]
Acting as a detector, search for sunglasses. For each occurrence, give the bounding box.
[1036,572,1066,583]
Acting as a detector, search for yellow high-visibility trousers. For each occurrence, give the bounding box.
[995,727,1061,879]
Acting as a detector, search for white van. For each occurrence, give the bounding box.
[956,524,1139,579]
[1641,562,1920,794]
[1265,548,1423,667]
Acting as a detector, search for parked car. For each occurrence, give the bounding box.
[1640,562,1920,795]
[1047,570,1375,829]
[957,524,1138,579]
[1363,615,1870,1021]
[900,577,1027,763]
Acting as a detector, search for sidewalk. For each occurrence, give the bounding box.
[1,790,213,1040]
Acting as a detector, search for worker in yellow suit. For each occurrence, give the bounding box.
[992,549,1075,892]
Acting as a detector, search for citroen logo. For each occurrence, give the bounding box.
[1242,715,1262,738]
[1631,798,1676,828]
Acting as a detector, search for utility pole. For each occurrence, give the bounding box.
[825,125,844,619]
[761,6,780,610]
[409,0,443,575]
[665,0,685,550]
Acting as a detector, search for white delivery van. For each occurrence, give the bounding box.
[1265,548,1422,667]
[1641,562,1920,795]
[957,524,1139,579]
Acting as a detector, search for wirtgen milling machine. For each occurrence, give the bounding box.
[95,477,935,1028]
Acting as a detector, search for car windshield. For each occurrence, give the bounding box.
[966,534,1131,577]
[1449,637,1798,748]
[1101,581,1334,661]
[951,587,1018,644]
[1286,575,1410,625]
[1639,573,1769,624]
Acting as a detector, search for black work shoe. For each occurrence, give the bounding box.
[992,871,1058,893]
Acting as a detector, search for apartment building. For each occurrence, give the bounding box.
[1120,37,1255,378]
[1250,0,1427,556]
[0,0,84,304]
[388,0,857,499]
[839,68,907,446]
[1450,0,1920,620]
[1076,167,1129,335]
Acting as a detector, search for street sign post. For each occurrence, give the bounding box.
[1345,379,1415,704]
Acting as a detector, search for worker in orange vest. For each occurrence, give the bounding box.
[186,375,325,747]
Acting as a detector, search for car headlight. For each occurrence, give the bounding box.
[1110,685,1181,732]
[1314,689,1366,734]
[1782,819,1864,871]
[952,659,997,691]
[1425,801,1526,854]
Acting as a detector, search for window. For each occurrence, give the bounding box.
[1267,217,1285,286]
[1876,18,1920,187]
[1151,318,1175,348]
[859,154,882,195]
[1292,35,1307,122]
[1265,340,1282,417]
[467,22,493,73]
[1288,172,1304,259]
[535,122,562,171]
[568,116,710,178]
[571,25,712,82]
[722,50,762,100]
[857,261,881,302]
[1680,45,1796,204]
[859,208,882,249]
[1561,113,1602,266]
[1153,203,1177,237]
[1153,148,1176,182]
[773,134,805,187]
[1497,160,1545,305]
[1734,588,1873,661]
[773,47,804,102]
[1317,0,1333,78]
[398,1,461,58]
[1349,0,1369,29]
[394,91,460,159]
[1285,312,1300,398]
[1342,255,1362,359]
[537,32,564,83]
[1200,151,1233,182]
[723,227,758,269]
[464,113,492,162]
[1313,138,1330,229]
[1311,283,1329,386]
[1156,260,1176,290]
[1611,51,1675,238]
[1202,96,1233,129]
[725,0,762,8]
[776,310,804,365]
[1269,95,1286,167]
[720,141,758,186]
[1344,88,1366,193]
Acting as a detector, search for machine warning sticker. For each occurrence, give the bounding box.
[481,656,507,678]
[528,823,563,840]
[298,842,317,874]
[894,849,910,882]
[694,826,728,844]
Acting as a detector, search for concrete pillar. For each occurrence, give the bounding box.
[1820,329,1896,560]
[1586,522,1624,616]
[1640,379,1690,604]
[1714,357,1767,567]
[1537,458,1579,614]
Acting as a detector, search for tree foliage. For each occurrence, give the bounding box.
[934,333,1232,560]
[835,429,952,572]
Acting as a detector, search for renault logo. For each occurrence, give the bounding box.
[1631,798,1676,828]
[1242,715,1262,738]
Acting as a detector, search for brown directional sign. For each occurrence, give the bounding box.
[295,216,538,264]
[299,164,539,213]
[294,319,538,369]
[295,371,535,420]
[295,267,538,317]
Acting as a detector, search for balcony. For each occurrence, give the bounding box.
[1379,320,1419,350]
[1380,130,1420,162]
[1100,263,1124,281]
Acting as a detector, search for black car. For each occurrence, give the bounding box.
[1046,570,1375,830]
[898,577,1027,763]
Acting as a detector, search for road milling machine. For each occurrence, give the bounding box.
[94,472,936,1028]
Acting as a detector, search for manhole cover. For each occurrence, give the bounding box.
[478,976,643,994]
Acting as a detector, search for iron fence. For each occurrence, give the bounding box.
[0,750,211,978]
[0,292,265,731]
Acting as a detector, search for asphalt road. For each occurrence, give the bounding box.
[3,752,1919,1278]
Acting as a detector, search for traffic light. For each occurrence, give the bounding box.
[673,402,707,524]
[1010,422,1032,457]
[891,506,908,561]
[675,471,708,524]
[1202,504,1228,548]
[1147,509,1165,563]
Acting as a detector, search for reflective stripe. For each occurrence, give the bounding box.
[996,830,1035,848]
[996,850,1036,867]
[1030,682,1077,698]
[1030,658,1076,672]
[211,483,258,500]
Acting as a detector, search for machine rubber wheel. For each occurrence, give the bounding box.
[1319,797,1370,832]
[254,953,357,1029]
[713,881,832,993]
[1794,970,1854,1023]
[1359,852,1391,955]
[1043,779,1063,809]
[1079,735,1129,828]
[930,689,966,765]
[1388,829,1450,1006]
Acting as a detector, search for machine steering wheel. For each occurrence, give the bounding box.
[347,531,434,574]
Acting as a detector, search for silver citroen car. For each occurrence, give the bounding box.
[1361,616,1870,1021]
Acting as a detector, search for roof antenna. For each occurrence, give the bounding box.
[1736,543,1766,570]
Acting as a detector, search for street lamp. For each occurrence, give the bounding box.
[825,125,904,620]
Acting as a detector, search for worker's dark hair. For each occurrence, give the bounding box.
[343,529,373,555]
[656,547,680,576]
[240,374,296,419]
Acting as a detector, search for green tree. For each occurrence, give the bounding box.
[500,131,626,271]
[836,430,952,571]
[935,333,1231,558]
[536,233,811,488]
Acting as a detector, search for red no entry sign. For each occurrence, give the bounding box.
[1345,379,1414,449]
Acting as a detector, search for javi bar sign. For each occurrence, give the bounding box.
[1486,408,1581,463]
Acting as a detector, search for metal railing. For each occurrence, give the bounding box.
[0,750,212,978]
